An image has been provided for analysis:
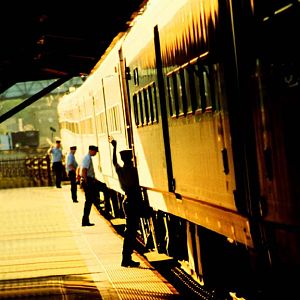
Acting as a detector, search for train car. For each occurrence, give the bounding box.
[58,34,131,214]
[58,0,300,298]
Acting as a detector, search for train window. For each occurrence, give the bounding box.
[172,74,180,116]
[95,115,100,133]
[179,69,188,115]
[99,113,103,134]
[138,91,144,126]
[168,68,197,117]
[166,58,217,117]
[82,119,86,133]
[81,119,85,133]
[203,67,214,111]
[82,119,87,134]
[88,118,92,134]
[81,119,84,134]
[109,109,114,132]
[85,119,89,134]
[168,70,188,117]
[86,119,89,134]
[186,65,198,113]
[78,120,82,133]
[212,64,222,111]
[197,62,216,112]
[107,111,112,133]
[194,63,207,112]
[132,94,140,126]
[143,89,150,124]
[114,106,121,132]
[167,76,173,116]
[151,83,158,123]
[147,83,158,123]
[84,119,89,134]
[147,86,154,123]
[78,119,83,133]
[193,65,202,112]
[132,83,158,127]
[113,108,118,131]
[133,68,139,86]
[167,75,177,117]
[75,122,79,134]
[90,118,94,134]
[183,68,193,114]
[110,110,114,132]
[96,114,104,134]
[109,106,121,133]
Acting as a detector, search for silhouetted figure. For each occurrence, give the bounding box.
[48,140,63,188]
[66,146,79,203]
[109,136,142,268]
[80,145,109,226]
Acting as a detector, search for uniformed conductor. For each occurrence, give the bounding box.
[80,145,109,226]
[109,137,142,267]
[66,146,79,202]
[48,140,63,188]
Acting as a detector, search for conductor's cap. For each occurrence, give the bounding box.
[120,149,132,160]
[70,146,77,150]
[89,145,98,152]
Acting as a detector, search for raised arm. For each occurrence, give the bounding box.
[47,146,53,155]
[108,136,118,167]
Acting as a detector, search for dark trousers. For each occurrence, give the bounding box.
[68,170,77,201]
[94,179,110,207]
[122,196,140,261]
[82,177,109,223]
[52,161,63,188]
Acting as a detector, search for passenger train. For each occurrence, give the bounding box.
[57,0,299,298]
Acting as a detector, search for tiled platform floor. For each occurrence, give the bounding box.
[0,186,182,299]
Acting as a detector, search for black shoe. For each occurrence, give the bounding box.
[56,186,62,188]
[82,222,95,226]
[73,200,78,203]
[121,260,140,268]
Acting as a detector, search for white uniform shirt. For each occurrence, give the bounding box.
[81,153,95,178]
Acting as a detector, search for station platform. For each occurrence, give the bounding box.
[0,185,183,299]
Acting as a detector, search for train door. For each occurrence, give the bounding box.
[153,3,238,210]
[121,21,171,195]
